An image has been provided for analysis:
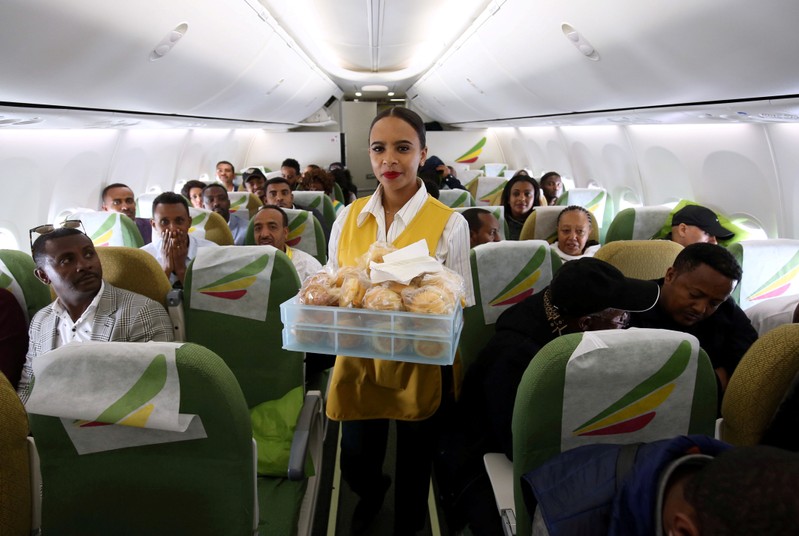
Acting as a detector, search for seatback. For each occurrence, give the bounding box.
[135,192,160,219]
[438,189,475,208]
[332,182,346,204]
[512,329,717,536]
[188,207,234,245]
[27,341,255,535]
[183,246,304,409]
[229,191,263,220]
[0,249,51,321]
[96,247,172,308]
[245,208,328,265]
[0,373,31,536]
[594,240,684,280]
[464,176,507,206]
[292,191,337,231]
[556,188,613,243]
[728,239,799,311]
[518,205,600,245]
[481,163,508,177]
[605,205,673,242]
[459,241,561,375]
[69,211,144,247]
[453,206,509,240]
[721,323,799,446]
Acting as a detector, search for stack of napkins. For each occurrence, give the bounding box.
[369,240,442,285]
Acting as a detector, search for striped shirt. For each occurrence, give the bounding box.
[327,180,474,306]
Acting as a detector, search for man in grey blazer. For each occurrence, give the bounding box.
[18,227,174,402]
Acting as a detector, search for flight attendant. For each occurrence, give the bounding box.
[326,107,472,535]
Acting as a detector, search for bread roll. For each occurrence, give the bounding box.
[401,286,455,315]
[363,286,403,311]
[339,276,368,308]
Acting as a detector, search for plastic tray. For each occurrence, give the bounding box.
[280,296,463,365]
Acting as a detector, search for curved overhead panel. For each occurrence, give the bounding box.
[0,0,338,124]
[412,0,799,123]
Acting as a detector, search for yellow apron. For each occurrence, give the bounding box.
[326,194,454,421]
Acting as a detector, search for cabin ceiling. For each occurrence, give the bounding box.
[1,0,798,129]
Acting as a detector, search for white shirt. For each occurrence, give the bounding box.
[287,246,322,284]
[228,215,248,246]
[141,233,218,284]
[52,281,105,346]
[551,242,601,262]
[327,181,474,306]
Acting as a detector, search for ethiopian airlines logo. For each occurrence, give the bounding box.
[90,214,116,246]
[572,341,690,436]
[455,137,487,164]
[747,250,799,301]
[479,183,506,205]
[0,270,12,290]
[77,354,166,428]
[188,212,208,234]
[198,254,272,300]
[450,191,470,208]
[489,247,546,306]
[287,211,309,247]
[584,191,605,214]
[230,196,246,209]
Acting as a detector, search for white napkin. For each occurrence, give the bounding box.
[369,240,443,285]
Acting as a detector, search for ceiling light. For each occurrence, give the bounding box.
[355,92,362,97]
[387,92,395,97]
[362,84,389,92]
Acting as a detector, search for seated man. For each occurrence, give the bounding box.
[252,205,321,283]
[180,179,207,209]
[141,192,217,287]
[522,439,798,536]
[215,160,237,192]
[264,177,329,241]
[419,155,465,190]
[438,258,660,535]
[462,208,501,248]
[100,182,152,244]
[539,171,562,205]
[201,184,246,245]
[0,288,28,390]
[629,243,758,393]
[280,158,301,190]
[241,167,267,204]
[18,227,173,402]
[666,205,734,246]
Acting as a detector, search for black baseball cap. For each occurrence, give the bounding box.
[550,258,660,316]
[242,167,267,183]
[671,205,734,240]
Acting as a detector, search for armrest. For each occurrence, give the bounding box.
[166,288,185,342]
[484,452,516,536]
[287,391,322,481]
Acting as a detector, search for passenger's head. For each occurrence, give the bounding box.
[151,192,191,235]
[540,172,562,203]
[300,168,333,194]
[660,243,742,326]
[557,206,593,256]
[32,228,103,304]
[215,161,235,187]
[546,257,659,334]
[502,174,541,221]
[368,107,428,196]
[201,184,231,222]
[242,168,267,199]
[181,180,207,209]
[280,158,301,187]
[328,162,344,171]
[101,183,136,219]
[304,164,321,175]
[252,205,288,251]
[670,205,734,247]
[662,445,799,536]
[265,177,294,208]
[419,155,448,179]
[463,208,501,248]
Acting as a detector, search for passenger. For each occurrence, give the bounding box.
[280,157,301,190]
[502,173,541,240]
[18,227,174,402]
[551,205,600,261]
[215,160,237,192]
[521,440,799,536]
[264,177,329,240]
[141,192,217,287]
[539,171,562,205]
[241,167,267,204]
[100,182,152,244]
[438,258,659,535]
[304,163,321,175]
[666,204,734,246]
[252,205,321,283]
[201,184,246,245]
[462,207,501,248]
[0,288,28,390]
[180,179,207,209]
[327,161,344,171]
[419,155,465,190]
[326,107,472,535]
[629,243,758,394]
[298,167,343,212]
[330,167,358,204]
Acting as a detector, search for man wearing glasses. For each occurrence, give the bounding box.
[18,225,173,402]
